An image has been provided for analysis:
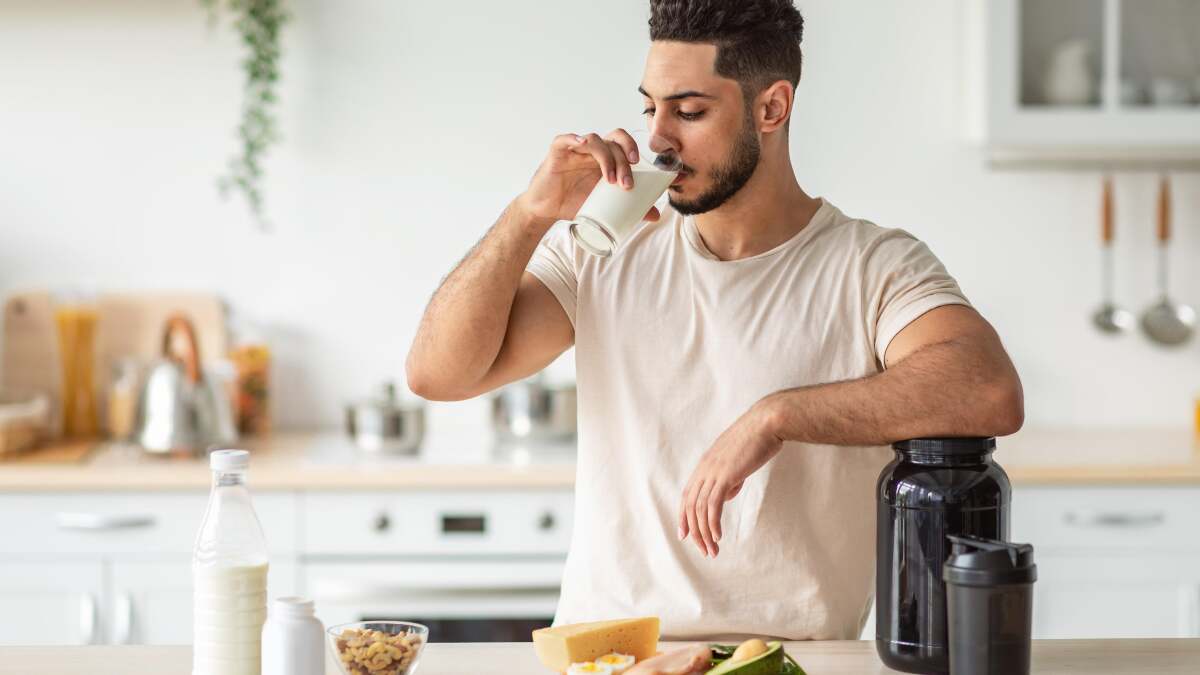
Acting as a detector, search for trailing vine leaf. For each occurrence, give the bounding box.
[201,0,288,230]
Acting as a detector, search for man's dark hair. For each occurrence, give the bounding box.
[649,0,804,104]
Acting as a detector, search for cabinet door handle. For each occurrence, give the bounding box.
[372,512,391,533]
[1064,510,1166,528]
[56,513,156,531]
[113,592,134,645]
[79,593,98,645]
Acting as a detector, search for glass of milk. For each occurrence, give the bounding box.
[569,130,681,257]
[193,450,270,675]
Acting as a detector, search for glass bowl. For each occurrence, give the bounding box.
[327,620,429,675]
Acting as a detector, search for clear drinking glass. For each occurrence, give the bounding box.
[569,130,681,257]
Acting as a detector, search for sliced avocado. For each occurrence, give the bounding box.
[706,641,783,675]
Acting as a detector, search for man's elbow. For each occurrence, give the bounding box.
[984,374,1025,437]
[406,368,441,402]
[405,352,461,402]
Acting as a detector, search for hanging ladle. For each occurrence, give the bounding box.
[1140,175,1195,346]
[1091,175,1133,334]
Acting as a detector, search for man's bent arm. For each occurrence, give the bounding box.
[406,200,572,401]
[760,305,1024,445]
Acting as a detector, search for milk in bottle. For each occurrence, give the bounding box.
[193,450,269,675]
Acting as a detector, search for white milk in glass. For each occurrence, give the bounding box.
[193,450,269,675]
[570,133,680,257]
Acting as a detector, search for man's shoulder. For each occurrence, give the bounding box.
[811,200,923,258]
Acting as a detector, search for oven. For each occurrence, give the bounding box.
[301,488,572,643]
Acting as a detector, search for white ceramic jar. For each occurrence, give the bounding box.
[261,597,325,675]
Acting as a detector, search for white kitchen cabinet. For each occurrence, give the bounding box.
[109,560,298,645]
[0,561,104,646]
[8,482,1195,644]
[0,492,301,646]
[1012,485,1200,638]
[0,492,298,557]
[1031,552,1200,638]
[109,561,192,646]
[966,0,1200,168]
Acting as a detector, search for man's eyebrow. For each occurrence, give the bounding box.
[638,85,717,101]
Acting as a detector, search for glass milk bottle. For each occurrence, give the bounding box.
[193,450,269,675]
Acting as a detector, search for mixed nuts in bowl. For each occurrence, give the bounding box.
[327,621,428,675]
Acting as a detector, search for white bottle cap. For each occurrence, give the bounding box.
[272,596,316,618]
[210,449,249,472]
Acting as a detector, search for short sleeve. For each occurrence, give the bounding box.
[526,221,579,330]
[862,230,971,365]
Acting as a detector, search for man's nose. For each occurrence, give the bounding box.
[647,122,679,155]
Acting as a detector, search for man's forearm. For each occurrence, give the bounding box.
[756,337,1024,447]
[407,200,552,397]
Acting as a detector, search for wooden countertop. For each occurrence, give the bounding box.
[998,428,1200,485]
[1,639,1197,674]
[0,430,577,492]
[1,427,1198,492]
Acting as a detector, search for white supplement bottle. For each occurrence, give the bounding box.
[262,597,325,675]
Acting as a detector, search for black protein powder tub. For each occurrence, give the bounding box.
[875,437,1011,674]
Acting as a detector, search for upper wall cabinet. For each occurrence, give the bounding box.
[970,0,1200,169]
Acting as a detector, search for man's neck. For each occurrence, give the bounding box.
[691,155,821,261]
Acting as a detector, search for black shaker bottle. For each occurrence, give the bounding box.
[943,535,1037,675]
[875,437,1011,674]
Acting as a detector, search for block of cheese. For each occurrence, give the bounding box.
[533,617,660,672]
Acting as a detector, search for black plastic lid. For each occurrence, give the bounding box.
[893,437,996,455]
[943,534,1037,587]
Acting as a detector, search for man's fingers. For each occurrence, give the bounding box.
[605,128,639,165]
[570,133,616,183]
[677,485,691,540]
[567,132,635,189]
[551,133,582,152]
[708,484,725,545]
[684,481,702,553]
[695,481,714,557]
[602,139,634,190]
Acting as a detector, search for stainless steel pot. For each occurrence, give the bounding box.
[491,375,576,442]
[345,382,425,455]
[135,315,237,455]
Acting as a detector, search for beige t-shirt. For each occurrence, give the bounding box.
[526,198,970,640]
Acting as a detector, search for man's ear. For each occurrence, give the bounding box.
[757,80,794,133]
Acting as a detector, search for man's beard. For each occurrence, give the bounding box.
[668,120,761,216]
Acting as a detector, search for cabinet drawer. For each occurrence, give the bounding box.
[0,561,104,645]
[0,493,297,556]
[1029,552,1200,639]
[301,489,573,556]
[1012,486,1200,552]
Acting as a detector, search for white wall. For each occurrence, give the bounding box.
[2,0,1197,432]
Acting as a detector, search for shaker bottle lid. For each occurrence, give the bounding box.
[943,534,1037,586]
[210,449,249,471]
[893,437,996,455]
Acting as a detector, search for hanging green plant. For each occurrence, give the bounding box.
[201,0,288,229]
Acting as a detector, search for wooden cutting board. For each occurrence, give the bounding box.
[0,439,97,464]
[0,291,227,440]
